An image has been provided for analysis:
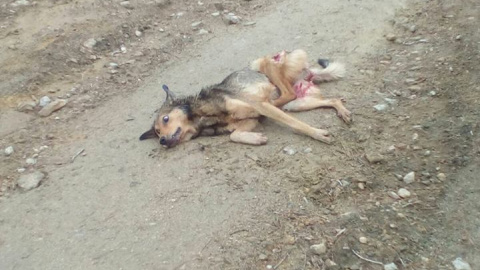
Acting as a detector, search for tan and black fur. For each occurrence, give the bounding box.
[139,49,351,148]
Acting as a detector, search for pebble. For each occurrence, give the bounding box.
[83,38,97,49]
[437,173,447,181]
[259,254,268,261]
[358,182,365,190]
[452,257,472,270]
[223,13,240,24]
[384,262,398,270]
[26,158,37,165]
[38,99,68,117]
[39,96,51,107]
[398,188,411,198]
[198,29,209,35]
[191,21,203,28]
[4,146,14,156]
[373,104,388,111]
[310,242,327,255]
[455,35,462,40]
[384,98,397,105]
[243,21,256,26]
[283,146,296,155]
[429,91,437,96]
[135,30,142,37]
[365,153,384,163]
[17,168,26,173]
[10,0,30,7]
[17,100,37,112]
[385,33,397,41]
[387,145,396,153]
[17,171,45,191]
[303,147,312,153]
[409,25,417,33]
[412,133,419,141]
[403,172,415,184]
[211,11,220,16]
[120,1,134,9]
[359,237,368,244]
[424,150,431,156]
[284,235,295,245]
[388,191,400,200]
[266,265,273,269]
[109,62,119,69]
[325,259,337,267]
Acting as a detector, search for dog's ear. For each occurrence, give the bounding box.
[162,84,176,104]
[139,126,157,141]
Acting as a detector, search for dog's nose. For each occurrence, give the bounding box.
[159,137,167,145]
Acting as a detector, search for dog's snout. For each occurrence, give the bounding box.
[159,137,167,145]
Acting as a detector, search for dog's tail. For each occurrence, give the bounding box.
[309,62,346,83]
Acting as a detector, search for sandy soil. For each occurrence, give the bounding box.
[0,0,479,269]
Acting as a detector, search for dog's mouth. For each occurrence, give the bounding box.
[164,127,182,148]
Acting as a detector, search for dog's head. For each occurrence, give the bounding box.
[139,85,198,148]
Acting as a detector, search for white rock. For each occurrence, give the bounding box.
[223,13,240,24]
[198,29,209,35]
[359,237,368,244]
[26,158,37,165]
[403,172,415,184]
[374,104,388,111]
[4,146,14,156]
[452,257,472,270]
[135,30,142,37]
[310,243,327,255]
[303,147,312,153]
[384,262,398,270]
[120,1,134,9]
[429,91,437,96]
[39,96,51,107]
[38,99,68,117]
[17,171,45,190]
[384,98,397,105]
[17,168,26,173]
[412,133,419,141]
[191,21,202,28]
[388,191,400,200]
[385,33,397,41]
[211,12,220,16]
[10,0,30,7]
[259,254,268,261]
[398,188,411,198]
[83,38,97,49]
[283,146,296,155]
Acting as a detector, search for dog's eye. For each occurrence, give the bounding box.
[163,115,169,123]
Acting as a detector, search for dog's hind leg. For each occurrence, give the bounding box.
[282,96,352,123]
[227,119,268,145]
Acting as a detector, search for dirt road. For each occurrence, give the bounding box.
[1,0,479,269]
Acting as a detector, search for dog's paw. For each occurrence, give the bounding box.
[230,131,268,145]
[338,108,352,123]
[312,128,333,144]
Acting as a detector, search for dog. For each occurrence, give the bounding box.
[139,49,351,148]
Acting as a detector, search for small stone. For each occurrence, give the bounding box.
[394,174,403,180]
[283,146,296,155]
[17,168,26,173]
[198,29,209,35]
[412,133,419,141]
[243,21,256,26]
[266,265,273,269]
[437,173,447,181]
[26,158,37,165]
[365,153,384,163]
[403,172,415,184]
[211,11,220,16]
[11,0,30,7]
[245,153,259,162]
[398,188,411,198]
[358,182,365,190]
[303,147,312,153]
[424,150,431,156]
[385,33,397,41]
[4,146,14,156]
[108,62,119,69]
[135,30,142,37]
[374,104,388,111]
[120,1,134,9]
[388,191,400,200]
[310,242,327,255]
[384,98,397,105]
[359,237,368,244]
[83,38,97,49]
[259,254,268,261]
[17,100,37,112]
[387,145,396,153]
[452,257,472,270]
[409,25,417,33]
[120,45,127,53]
[384,262,398,270]
[455,35,462,40]
[17,171,45,191]
[408,85,422,92]
[38,99,67,117]
[325,259,337,267]
[39,96,51,107]
[223,13,240,24]
[395,143,407,150]
[191,21,203,28]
